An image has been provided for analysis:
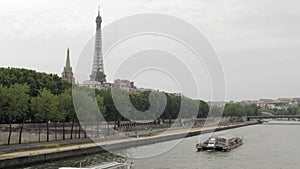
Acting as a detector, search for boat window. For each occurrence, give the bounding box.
[209,140,215,144]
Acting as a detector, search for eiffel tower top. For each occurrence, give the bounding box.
[96,5,102,30]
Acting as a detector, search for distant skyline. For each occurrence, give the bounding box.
[1,0,300,101]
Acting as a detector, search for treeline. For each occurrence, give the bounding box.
[222,103,300,117]
[96,89,210,122]
[0,67,210,145]
[259,107,300,115]
[0,67,71,96]
[223,103,260,117]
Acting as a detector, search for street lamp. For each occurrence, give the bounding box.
[46,108,49,142]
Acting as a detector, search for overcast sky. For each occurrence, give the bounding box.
[0,0,300,101]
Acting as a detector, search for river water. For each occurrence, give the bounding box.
[22,124,300,169]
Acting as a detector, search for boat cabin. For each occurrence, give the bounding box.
[197,136,243,151]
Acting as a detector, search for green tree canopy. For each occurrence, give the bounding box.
[0,67,71,96]
[6,84,30,122]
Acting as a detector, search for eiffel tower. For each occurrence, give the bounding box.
[90,6,106,84]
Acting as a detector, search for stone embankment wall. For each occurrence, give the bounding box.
[0,123,85,145]
[0,117,236,145]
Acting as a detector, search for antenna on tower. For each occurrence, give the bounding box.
[98,5,100,16]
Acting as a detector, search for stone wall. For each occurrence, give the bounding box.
[0,117,239,145]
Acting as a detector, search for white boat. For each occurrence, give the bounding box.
[59,161,131,169]
[196,136,243,152]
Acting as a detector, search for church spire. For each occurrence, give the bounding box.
[62,47,74,83]
[65,48,71,69]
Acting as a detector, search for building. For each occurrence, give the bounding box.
[81,80,113,90]
[112,79,142,93]
[236,100,258,106]
[276,98,291,104]
[113,79,135,89]
[61,48,74,83]
[208,101,226,108]
[257,99,274,108]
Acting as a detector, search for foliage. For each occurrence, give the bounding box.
[57,88,75,122]
[6,84,30,122]
[72,87,98,123]
[0,67,213,143]
[223,103,259,117]
[0,85,8,122]
[259,106,300,115]
[31,89,58,122]
[0,67,71,96]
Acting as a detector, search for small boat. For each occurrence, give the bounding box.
[196,136,243,152]
[59,161,131,169]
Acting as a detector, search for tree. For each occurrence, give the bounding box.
[31,89,57,142]
[57,89,74,140]
[164,95,181,120]
[96,94,106,115]
[48,95,60,141]
[287,107,298,115]
[224,103,245,117]
[297,107,300,115]
[180,97,199,119]
[0,85,8,123]
[100,89,121,125]
[96,94,106,135]
[243,104,259,116]
[73,87,98,138]
[6,84,30,144]
[198,100,209,118]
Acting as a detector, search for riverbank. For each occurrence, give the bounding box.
[0,121,261,168]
